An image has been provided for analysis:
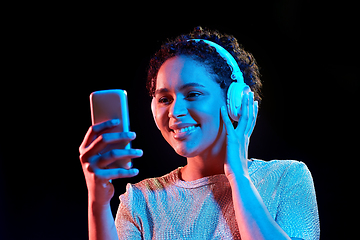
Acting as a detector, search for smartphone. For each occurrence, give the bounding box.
[90,89,131,169]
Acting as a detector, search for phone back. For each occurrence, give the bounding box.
[90,89,131,169]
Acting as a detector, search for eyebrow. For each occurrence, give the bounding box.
[155,82,206,95]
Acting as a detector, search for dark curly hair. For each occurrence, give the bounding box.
[147,26,262,103]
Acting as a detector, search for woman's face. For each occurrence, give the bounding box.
[152,55,226,158]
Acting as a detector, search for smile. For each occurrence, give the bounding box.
[173,125,198,133]
[171,124,200,140]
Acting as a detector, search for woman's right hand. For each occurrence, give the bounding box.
[79,119,143,206]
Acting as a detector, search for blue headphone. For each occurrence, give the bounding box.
[188,39,248,122]
[151,39,248,129]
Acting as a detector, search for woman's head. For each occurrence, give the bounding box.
[152,55,226,157]
[147,27,262,158]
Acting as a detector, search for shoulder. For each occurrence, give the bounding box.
[251,158,307,169]
[249,159,314,189]
[250,159,311,176]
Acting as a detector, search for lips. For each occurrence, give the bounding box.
[169,123,200,140]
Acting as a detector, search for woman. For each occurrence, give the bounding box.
[79,27,319,240]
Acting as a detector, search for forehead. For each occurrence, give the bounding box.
[156,56,217,90]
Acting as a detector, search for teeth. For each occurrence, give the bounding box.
[174,125,197,134]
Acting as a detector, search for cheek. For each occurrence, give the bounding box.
[157,108,169,132]
[199,97,226,137]
[155,108,172,141]
[198,110,221,137]
[191,103,222,139]
[195,97,224,124]
[154,107,168,128]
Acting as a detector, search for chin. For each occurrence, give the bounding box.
[171,141,195,156]
[171,139,206,158]
[174,147,199,158]
[162,124,223,159]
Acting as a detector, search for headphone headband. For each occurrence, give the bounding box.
[187,39,244,83]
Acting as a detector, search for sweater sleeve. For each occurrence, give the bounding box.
[115,183,143,239]
[275,161,320,240]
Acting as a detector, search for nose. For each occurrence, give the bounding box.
[168,97,187,119]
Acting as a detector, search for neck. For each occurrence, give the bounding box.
[181,130,227,182]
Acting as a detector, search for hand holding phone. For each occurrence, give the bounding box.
[79,89,142,208]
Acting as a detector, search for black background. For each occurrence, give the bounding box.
[1,1,358,239]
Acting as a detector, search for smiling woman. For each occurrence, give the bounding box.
[79,26,320,240]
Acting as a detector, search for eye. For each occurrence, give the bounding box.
[186,91,201,99]
[158,96,172,105]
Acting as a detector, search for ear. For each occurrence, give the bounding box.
[151,98,160,130]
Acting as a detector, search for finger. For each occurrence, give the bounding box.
[95,149,143,169]
[220,106,235,136]
[247,100,259,137]
[81,132,136,162]
[79,119,120,152]
[236,91,250,135]
[245,91,255,135]
[94,168,140,180]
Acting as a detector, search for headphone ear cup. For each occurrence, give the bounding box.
[151,98,160,130]
[227,82,246,121]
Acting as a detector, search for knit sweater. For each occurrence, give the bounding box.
[115,159,320,239]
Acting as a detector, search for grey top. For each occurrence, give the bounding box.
[115,159,320,239]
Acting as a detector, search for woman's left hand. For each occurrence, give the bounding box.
[220,88,258,181]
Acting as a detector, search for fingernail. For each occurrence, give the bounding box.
[111,119,120,125]
[128,132,136,138]
[126,161,133,169]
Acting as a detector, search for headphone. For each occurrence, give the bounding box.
[151,39,248,129]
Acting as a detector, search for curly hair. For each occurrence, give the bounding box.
[147,26,262,103]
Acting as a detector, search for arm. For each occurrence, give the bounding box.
[229,174,309,240]
[227,173,291,240]
[88,201,118,240]
[79,119,143,240]
[221,90,291,240]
